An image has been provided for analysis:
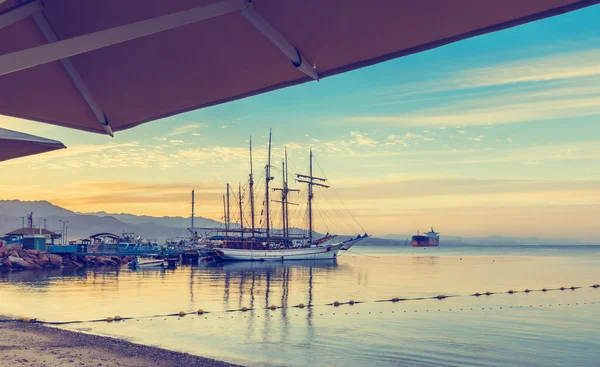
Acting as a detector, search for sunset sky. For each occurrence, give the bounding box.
[1,6,600,240]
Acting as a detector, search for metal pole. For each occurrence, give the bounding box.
[249,136,255,239]
[226,183,231,230]
[308,148,313,246]
[191,189,195,229]
[281,158,286,238]
[239,183,244,239]
[265,129,272,247]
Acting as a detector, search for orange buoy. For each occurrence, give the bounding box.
[298,303,306,308]
[270,305,277,310]
[242,307,248,312]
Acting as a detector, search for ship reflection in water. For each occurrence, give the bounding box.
[2,246,600,367]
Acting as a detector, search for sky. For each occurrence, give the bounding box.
[1,6,600,241]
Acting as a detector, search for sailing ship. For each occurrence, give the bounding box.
[194,130,368,261]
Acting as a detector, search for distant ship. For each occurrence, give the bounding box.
[411,228,439,247]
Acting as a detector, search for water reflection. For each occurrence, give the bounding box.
[411,256,440,267]
[2,248,600,367]
[201,260,341,338]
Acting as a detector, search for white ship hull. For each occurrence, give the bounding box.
[215,244,343,261]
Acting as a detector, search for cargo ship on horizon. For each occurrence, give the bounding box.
[411,228,439,247]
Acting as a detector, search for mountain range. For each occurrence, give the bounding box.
[0,200,595,245]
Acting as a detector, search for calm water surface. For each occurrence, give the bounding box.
[1,245,600,366]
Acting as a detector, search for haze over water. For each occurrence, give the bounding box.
[2,245,600,366]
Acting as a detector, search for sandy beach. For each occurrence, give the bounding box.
[0,321,242,367]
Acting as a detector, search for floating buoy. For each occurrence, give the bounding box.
[197,309,204,314]
[114,316,122,321]
[542,288,548,292]
[570,286,577,290]
[592,284,600,288]
[242,307,248,312]
[20,317,33,323]
[178,311,186,317]
[270,305,277,310]
[508,290,515,294]
[333,301,340,307]
[106,317,114,322]
[524,289,531,293]
[298,303,305,308]
[474,293,481,297]
[560,287,565,291]
[435,295,447,300]
[485,292,492,296]
[349,300,355,305]
[391,297,400,302]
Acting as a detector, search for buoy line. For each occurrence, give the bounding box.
[15,283,599,325]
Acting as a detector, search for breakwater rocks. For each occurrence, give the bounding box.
[0,245,134,272]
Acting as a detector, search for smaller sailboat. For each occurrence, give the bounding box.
[128,258,165,269]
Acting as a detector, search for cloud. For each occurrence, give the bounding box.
[168,123,206,136]
[350,131,377,147]
[348,48,600,127]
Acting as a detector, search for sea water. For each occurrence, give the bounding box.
[1,245,599,366]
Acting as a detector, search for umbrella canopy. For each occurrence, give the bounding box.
[0,127,66,162]
[0,0,597,136]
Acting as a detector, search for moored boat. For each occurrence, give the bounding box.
[411,228,440,247]
[128,258,165,268]
[194,130,367,262]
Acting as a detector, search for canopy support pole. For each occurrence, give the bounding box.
[0,0,319,81]
[28,8,114,136]
[240,2,319,80]
[0,0,42,31]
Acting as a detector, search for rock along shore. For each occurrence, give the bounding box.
[0,320,243,367]
[0,244,135,272]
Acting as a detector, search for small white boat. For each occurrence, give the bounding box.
[129,259,165,268]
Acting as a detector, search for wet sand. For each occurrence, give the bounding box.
[0,321,243,367]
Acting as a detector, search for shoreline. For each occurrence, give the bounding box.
[0,320,243,367]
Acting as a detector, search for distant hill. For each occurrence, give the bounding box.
[0,199,75,217]
[0,200,595,245]
[84,211,221,229]
[0,200,219,241]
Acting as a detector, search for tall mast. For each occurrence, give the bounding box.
[265,129,273,246]
[296,148,329,246]
[308,149,313,245]
[226,183,231,230]
[285,147,290,238]
[222,194,228,239]
[281,158,286,237]
[274,147,299,240]
[191,189,195,229]
[249,136,255,238]
[238,183,244,239]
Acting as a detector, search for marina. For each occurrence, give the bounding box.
[1,245,600,367]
